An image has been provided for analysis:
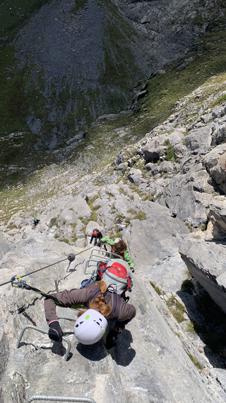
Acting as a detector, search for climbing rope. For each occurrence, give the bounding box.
[0,245,94,288]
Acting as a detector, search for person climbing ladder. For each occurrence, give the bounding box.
[44,278,136,349]
[90,229,135,272]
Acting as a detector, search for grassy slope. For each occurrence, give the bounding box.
[1,7,226,220]
[2,28,226,224]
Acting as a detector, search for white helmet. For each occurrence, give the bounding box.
[74,309,108,345]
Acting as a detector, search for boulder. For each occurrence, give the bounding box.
[180,238,226,314]
[204,144,226,194]
[115,162,128,172]
[207,197,226,240]
[128,168,143,185]
[211,122,226,146]
[184,125,212,153]
[212,105,226,119]
[142,147,163,163]
[145,162,160,175]
[160,171,212,227]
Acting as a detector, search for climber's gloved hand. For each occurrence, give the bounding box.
[48,321,63,342]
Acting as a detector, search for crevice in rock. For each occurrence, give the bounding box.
[178,280,226,369]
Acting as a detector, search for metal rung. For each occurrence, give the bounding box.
[27,396,96,402]
[17,326,71,361]
[84,248,124,275]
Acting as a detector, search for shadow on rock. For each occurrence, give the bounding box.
[76,341,108,361]
[108,329,136,367]
[178,281,226,369]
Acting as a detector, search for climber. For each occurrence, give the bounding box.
[89,228,103,246]
[44,272,136,348]
[90,229,135,272]
[80,259,133,303]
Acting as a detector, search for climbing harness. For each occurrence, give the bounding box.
[0,245,94,288]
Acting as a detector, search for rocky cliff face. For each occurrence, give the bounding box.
[2,66,226,401]
[2,2,226,402]
[0,0,225,184]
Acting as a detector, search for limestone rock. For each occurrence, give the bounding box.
[204,144,226,194]
[115,162,128,172]
[184,125,212,154]
[180,238,226,314]
[124,202,188,292]
[208,197,226,240]
[145,162,160,175]
[211,122,226,146]
[0,234,11,260]
[160,171,211,227]
[128,168,143,185]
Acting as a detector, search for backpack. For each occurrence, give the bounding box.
[100,260,132,295]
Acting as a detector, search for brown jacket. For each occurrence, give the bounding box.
[44,283,136,325]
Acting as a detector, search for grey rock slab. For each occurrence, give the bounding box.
[208,196,226,240]
[212,105,226,119]
[160,172,210,227]
[180,239,226,314]
[115,162,128,172]
[211,368,226,394]
[150,252,188,293]
[0,228,224,402]
[124,202,188,271]
[120,279,219,403]
[211,122,226,146]
[185,125,212,153]
[127,168,144,185]
[0,233,12,260]
[204,143,226,194]
[0,328,9,378]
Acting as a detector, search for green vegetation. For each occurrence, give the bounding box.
[186,321,196,333]
[83,195,101,223]
[211,93,226,107]
[100,0,142,102]
[141,194,154,202]
[167,296,186,323]
[150,281,163,296]
[126,29,226,136]
[72,0,88,14]
[164,139,176,162]
[0,0,46,39]
[187,352,204,370]
[2,10,226,222]
[128,208,146,220]
[0,46,28,134]
[49,217,58,228]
